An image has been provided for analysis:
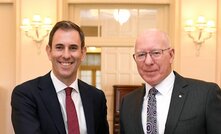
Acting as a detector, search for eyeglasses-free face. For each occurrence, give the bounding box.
[133,48,170,62]
[46,29,86,85]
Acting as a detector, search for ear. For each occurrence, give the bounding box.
[46,45,52,60]
[81,46,87,61]
[169,48,175,63]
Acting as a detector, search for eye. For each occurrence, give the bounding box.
[151,50,162,57]
[69,45,78,51]
[137,52,146,57]
[55,44,64,50]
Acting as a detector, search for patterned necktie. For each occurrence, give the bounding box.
[65,87,80,134]
[146,87,158,134]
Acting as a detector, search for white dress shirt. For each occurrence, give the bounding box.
[142,71,175,134]
[50,71,87,134]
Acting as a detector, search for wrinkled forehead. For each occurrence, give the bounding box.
[135,30,169,50]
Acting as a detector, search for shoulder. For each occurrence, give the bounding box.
[174,71,220,91]
[185,78,220,92]
[12,73,50,94]
[122,86,145,102]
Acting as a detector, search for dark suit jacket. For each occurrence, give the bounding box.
[120,71,221,134]
[11,72,109,134]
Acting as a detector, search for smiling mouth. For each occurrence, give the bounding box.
[60,62,73,66]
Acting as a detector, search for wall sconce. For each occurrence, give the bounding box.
[20,15,52,44]
[184,16,216,55]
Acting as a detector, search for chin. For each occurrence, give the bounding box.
[58,71,72,78]
[144,77,159,86]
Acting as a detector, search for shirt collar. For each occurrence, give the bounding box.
[144,71,175,98]
[50,71,79,93]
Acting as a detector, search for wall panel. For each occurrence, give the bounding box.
[101,47,143,133]
[0,3,15,134]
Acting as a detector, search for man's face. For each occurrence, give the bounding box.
[46,29,86,84]
[134,31,174,86]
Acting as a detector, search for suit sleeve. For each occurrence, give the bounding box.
[98,90,110,134]
[120,97,125,134]
[206,84,221,134]
[11,85,42,134]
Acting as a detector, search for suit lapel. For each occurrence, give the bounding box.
[164,72,189,134]
[78,80,95,134]
[38,73,66,134]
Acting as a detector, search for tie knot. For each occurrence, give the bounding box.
[65,87,73,96]
[149,87,158,96]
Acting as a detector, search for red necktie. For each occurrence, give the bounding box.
[65,87,80,134]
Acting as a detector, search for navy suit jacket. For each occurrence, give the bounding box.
[11,72,109,134]
[120,71,221,134]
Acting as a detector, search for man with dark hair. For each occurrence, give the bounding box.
[11,20,109,134]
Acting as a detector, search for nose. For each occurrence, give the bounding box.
[144,53,154,65]
[63,48,71,59]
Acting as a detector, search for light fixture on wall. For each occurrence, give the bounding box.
[184,16,216,55]
[20,15,52,44]
[113,9,131,25]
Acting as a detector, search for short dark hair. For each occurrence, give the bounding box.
[48,20,85,48]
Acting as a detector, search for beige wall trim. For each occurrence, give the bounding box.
[57,0,66,21]
[170,0,181,72]
[0,0,13,3]
[216,0,221,86]
[67,0,170,4]
[15,0,21,84]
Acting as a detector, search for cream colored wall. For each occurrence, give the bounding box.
[180,0,218,83]
[217,0,221,86]
[17,0,58,83]
[0,1,15,134]
[101,47,144,133]
[1,0,221,134]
